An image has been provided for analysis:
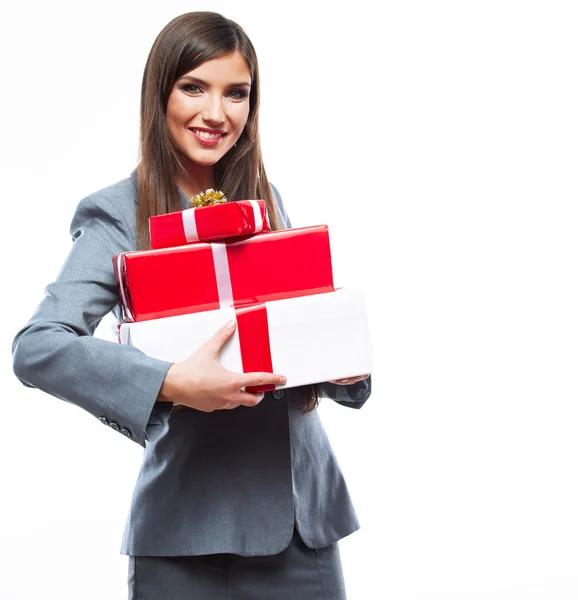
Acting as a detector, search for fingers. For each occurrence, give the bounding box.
[328,374,369,385]
[237,372,287,389]
[222,402,240,410]
[225,391,265,409]
[205,319,237,355]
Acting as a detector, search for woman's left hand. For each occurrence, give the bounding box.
[328,374,369,386]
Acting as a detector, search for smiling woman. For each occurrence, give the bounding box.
[166,52,252,179]
[11,10,371,600]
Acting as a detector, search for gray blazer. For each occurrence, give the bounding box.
[12,169,372,557]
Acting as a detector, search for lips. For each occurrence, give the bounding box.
[189,127,225,138]
[188,127,226,147]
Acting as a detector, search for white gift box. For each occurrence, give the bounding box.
[118,288,373,390]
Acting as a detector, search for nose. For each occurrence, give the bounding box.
[202,94,225,125]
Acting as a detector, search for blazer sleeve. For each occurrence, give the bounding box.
[11,192,174,448]
[269,183,372,410]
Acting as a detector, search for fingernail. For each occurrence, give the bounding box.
[256,392,264,402]
[280,376,287,384]
[225,319,236,329]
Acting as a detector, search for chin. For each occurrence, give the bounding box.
[184,153,223,167]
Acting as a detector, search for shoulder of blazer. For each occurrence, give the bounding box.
[70,175,138,247]
[83,174,137,212]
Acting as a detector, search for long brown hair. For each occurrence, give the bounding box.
[136,12,319,413]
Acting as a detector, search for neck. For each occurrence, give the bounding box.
[176,162,215,199]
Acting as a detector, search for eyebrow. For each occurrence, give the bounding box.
[179,75,251,88]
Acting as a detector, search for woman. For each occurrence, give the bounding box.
[12,11,371,599]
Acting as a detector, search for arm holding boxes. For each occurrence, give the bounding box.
[10,190,286,450]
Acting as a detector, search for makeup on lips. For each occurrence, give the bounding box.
[189,127,225,146]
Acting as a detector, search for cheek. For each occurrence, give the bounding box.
[230,104,251,131]
[167,96,196,128]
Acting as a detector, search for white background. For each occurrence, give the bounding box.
[1,1,577,599]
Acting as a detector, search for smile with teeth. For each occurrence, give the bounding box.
[190,128,224,139]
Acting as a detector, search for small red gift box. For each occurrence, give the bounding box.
[113,226,334,322]
[149,200,271,249]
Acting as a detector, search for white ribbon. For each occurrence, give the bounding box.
[248,200,265,233]
[211,243,234,309]
[209,203,263,308]
[182,208,200,243]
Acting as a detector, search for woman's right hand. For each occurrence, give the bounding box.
[157,319,286,411]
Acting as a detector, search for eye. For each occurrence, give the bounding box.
[227,89,249,101]
[181,83,203,94]
[178,83,248,100]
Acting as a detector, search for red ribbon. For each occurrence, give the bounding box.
[235,303,275,393]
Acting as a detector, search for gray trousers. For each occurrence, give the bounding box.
[127,528,347,599]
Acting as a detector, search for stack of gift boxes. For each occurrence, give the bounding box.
[113,195,372,394]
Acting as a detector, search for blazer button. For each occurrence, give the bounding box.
[98,415,109,425]
[121,428,132,439]
[272,390,284,400]
[109,421,120,432]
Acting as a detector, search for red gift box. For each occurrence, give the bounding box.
[149,200,271,249]
[113,226,334,322]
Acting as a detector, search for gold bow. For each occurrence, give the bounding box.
[190,189,227,208]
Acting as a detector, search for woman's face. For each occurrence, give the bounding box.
[166,51,252,168]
